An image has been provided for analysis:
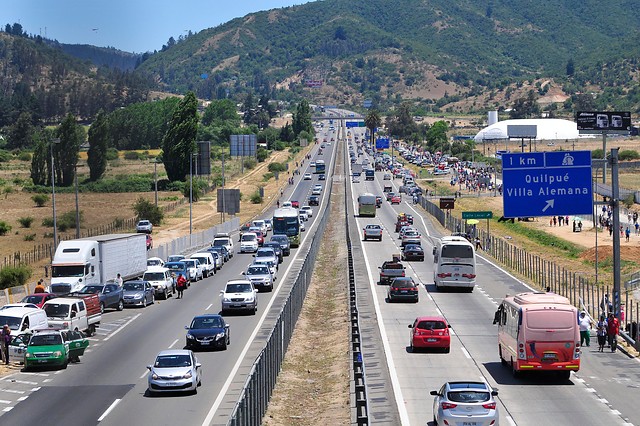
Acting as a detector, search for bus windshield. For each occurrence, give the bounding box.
[273,217,299,236]
[442,245,474,259]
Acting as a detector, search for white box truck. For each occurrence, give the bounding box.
[49,233,147,294]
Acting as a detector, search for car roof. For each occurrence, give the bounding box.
[156,349,193,357]
[415,315,447,322]
[31,329,63,336]
[0,306,44,315]
[226,279,253,285]
[192,313,223,320]
[145,266,168,272]
[446,382,489,390]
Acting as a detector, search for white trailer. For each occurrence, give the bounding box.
[50,233,147,294]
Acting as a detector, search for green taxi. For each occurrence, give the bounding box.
[23,329,89,370]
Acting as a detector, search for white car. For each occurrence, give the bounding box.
[147,349,202,395]
[299,218,306,232]
[312,184,322,195]
[299,211,309,222]
[300,206,313,218]
[147,257,165,268]
[252,220,268,236]
[263,219,273,231]
[281,201,292,208]
[220,280,258,314]
[310,161,316,167]
[212,236,234,258]
[240,233,259,253]
[190,252,216,277]
[143,267,175,299]
[303,173,312,180]
[183,259,204,282]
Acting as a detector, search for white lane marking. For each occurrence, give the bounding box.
[0,400,11,404]
[103,313,141,342]
[449,328,456,336]
[435,307,443,316]
[506,416,517,426]
[54,370,64,375]
[201,144,336,426]
[12,380,37,386]
[17,396,28,401]
[461,347,472,359]
[21,372,49,377]
[43,379,52,383]
[168,338,179,349]
[585,387,596,393]
[205,303,213,311]
[352,207,411,422]
[0,389,24,394]
[97,398,121,422]
[30,387,40,392]
[2,407,12,412]
[573,377,585,383]
[611,409,622,415]
[598,398,609,404]
[139,370,149,379]
[426,293,433,301]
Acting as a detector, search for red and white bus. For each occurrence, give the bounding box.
[493,292,580,379]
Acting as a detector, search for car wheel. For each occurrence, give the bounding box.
[117,300,124,311]
[443,346,450,354]
[559,370,571,380]
[100,302,105,314]
[61,359,68,370]
[221,338,227,351]
[164,288,168,300]
[151,293,155,304]
[251,306,257,315]
[511,358,520,378]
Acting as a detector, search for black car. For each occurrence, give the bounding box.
[319,174,326,181]
[207,245,229,263]
[387,277,419,303]
[270,235,291,256]
[309,195,320,206]
[185,314,230,350]
[402,244,424,261]
[263,242,284,263]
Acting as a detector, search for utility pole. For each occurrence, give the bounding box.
[74,163,80,238]
[50,138,59,249]
[221,153,226,224]
[611,148,621,318]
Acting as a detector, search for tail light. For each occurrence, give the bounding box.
[574,342,581,359]
[518,343,526,360]
[437,273,452,278]
[482,402,496,410]
[462,273,476,279]
[441,402,457,410]
[401,271,405,277]
[390,287,398,292]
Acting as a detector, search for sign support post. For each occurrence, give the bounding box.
[611,148,621,319]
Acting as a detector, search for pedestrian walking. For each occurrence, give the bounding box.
[34,280,46,293]
[553,216,557,226]
[579,312,591,347]
[1,325,10,365]
[606,313,620,352]
[176,274,187,299]
[635,222,639,236]
[596,315,607,352]
[559,216,563,226]
[475,236,482,251]
[625,226,631,242]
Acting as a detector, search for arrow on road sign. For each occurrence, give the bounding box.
[542,199,555,213]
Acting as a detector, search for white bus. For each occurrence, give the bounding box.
[433,236,476,291]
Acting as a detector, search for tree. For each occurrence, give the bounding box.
[365,110,382,147]
[133,197,163,225]
[386,103,418,139]
[426,121,449,153]
[292,100,313,137]
[55,114,85,187]
[509,90,540,119]
[87,111,109,181]
[30,128,54,186]
[8,111,34,150]
[162,92,198,182]
[566,59,575,76]
[202,99,239,126]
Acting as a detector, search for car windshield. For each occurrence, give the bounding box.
[0,316,21,330]
[190,317,223,329]
[124,282,145,291]
[417,320,446,330]
[225,284,252,293]
[80,285,102,293]
[147,259,162,266]
[271,236,286,243]
[184,261,196,268]
[144,272,166,281]
[256,250,273,257]
[21,295,45,304]
[43,304,70,318]
[447,391,490,403]
[213,240,227,247]
[247,266,269,275]
[392,279,415,288]
[30,334,62,346]
[165,263,186,271]
[154,354,192,368]
[242,235,257,242]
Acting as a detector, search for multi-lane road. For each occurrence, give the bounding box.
[0,121,341,426]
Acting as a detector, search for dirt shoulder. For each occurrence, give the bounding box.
[263,146,350,425]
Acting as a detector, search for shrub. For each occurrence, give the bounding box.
[243,157,257,170]
[133,197,164,225]
[268,162,287,173]
[43,232,54,239]
[274,141,287,151]
[18,152,31,161]
[18,217,34,228]
[591,149,604,159]
[57,222,69,232]
[123,151,144,160]
[0,264,32,290]
[619,150,640,161]
[257,147,269,162]
[0,150,11,162]
[3,186,14,198]
[263,172,274,182]
[106,148,119,160]
[42,217,54,227]
[0,221,12,235]
[83,176,153,193]
[23,234,36,241]
[59,210,83,230]
[249,190,263,204]
[114,217,125,228]
[31,194,49,207]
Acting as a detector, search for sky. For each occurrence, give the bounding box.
[3,0,315,53]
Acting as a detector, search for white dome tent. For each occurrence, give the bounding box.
[474,118,587,143]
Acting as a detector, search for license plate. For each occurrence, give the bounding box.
[462,423,477,426]
[233,304,242,308]
[200,341,210,345]
[401,290,407,293]
[427,338,438,342]
[543,353,556,359]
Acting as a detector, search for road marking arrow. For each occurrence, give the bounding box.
[542,199,555,213]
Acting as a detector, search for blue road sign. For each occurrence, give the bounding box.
[502,151,592,218]
[376,138,390,149]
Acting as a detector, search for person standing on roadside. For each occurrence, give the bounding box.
[607,313,620,352]
[116,273,123,287]
[625,226,631,242]
[34,280,46,294]
[579,312,591,347]
[1,325,10,365]
[596,315,607,352]
[176,274,187,299]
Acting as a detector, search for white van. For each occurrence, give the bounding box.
[433,236,476,292]
[212,235,234,258]
[0,307,48,332]
[191,252,216,277]
[143,267,175,299]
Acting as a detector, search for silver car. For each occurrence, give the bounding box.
[122,280,155,307]
[220,280,258,315]
[244,264,274,292]
[147,349,202,395]
[183,259,204,282]
[431,381,499,426]
[136,220,153,234]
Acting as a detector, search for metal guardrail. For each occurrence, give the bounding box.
[226,161,334,426]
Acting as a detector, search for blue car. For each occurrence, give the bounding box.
[164,261,190,287]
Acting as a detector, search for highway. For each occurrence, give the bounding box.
[0,121,340,426]
[348,142,640,425]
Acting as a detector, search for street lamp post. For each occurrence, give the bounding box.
[51,138,60,249]
[74,163,82,238]
[190,154,193,238]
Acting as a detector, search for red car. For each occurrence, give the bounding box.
[291,200,300,209]
[21,293,57,308]
[253,230,265,246]
[390,195,402,205]
[408,316,451,353]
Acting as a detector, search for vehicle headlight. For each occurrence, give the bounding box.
[151,372,159,380]
[26,352,35,359]
[134,292,143,299]
[216,332,226,339]
[183,371,192,379]
[53,351,62,357]
[223,297,231,302]
[186,333,194,339]
[245,296,255,302]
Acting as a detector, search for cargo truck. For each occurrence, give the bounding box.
[49,234,147,295]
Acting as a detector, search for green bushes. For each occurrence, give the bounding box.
[32,194,50,207]
[123,151,148,160]
[18,217,34,228]
[250,190,263,204]
[263,172,274,181]
[0,221,11,235]
[17,152,31,161]
[83,176,153,192]
[619,150,640,161]
[106,148,119,161]
[23,234,36,241]
[243,157,257,170]
[268,162,287,173]
[42,217,54,227]
[133,197,163,225]
[0,264,32,290]
[257,147,269,162]
[58,210,83,230]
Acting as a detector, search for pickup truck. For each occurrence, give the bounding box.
[378,260,406,285]
[363,224,383,241]
[43,294,101,336]
[76,283,124,313]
